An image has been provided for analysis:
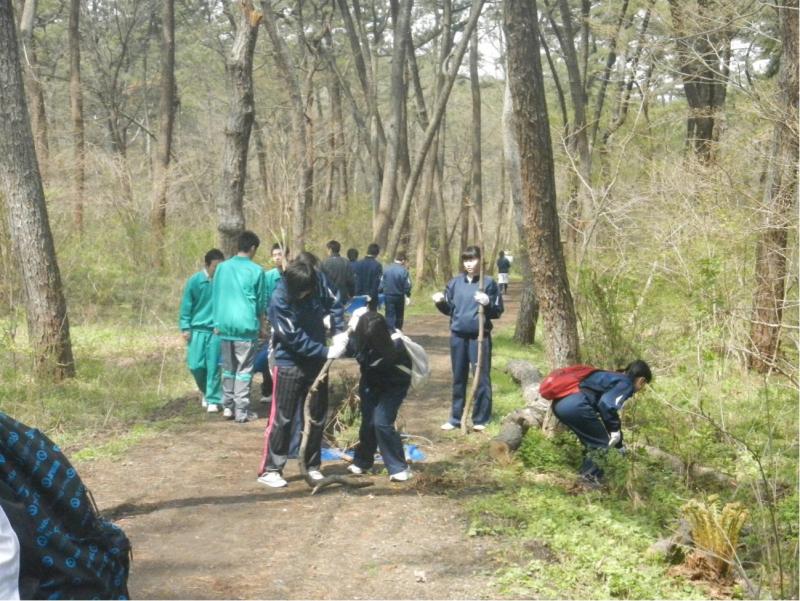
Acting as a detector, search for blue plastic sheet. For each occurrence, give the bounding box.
[320,443,426,463]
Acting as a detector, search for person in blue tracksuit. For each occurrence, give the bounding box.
[380,252,412,330]
[353,243,383,300]
[432,245,504,431]
[496,251,511,294]
[552,360,652,483]
[257,254,347,488]
[345,309,414,482]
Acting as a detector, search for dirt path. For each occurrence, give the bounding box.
[80,287,519,600]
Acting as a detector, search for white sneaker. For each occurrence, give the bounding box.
[223,407,234,419]
[347,464,364,475]
[201,396,208,408]
[257,472,287,488]
[207,404,219,413]
[473,424,486,431]
[440,422,456,431]
[307,470,324,481]
[389,468,413,482]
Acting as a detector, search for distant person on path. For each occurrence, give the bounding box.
[380,251,412,330]
[179,248,225,413]
[551,360,652,484]
[353,243,383,301]
[256,243,289,406]
[432,246,504,431]
[258,254,346,488]
[346,247,360,304]
[321,239,355,304]
[212,230,267,423]
[496,250,511,295]
[345,309,414,482]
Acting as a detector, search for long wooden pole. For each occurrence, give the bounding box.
[461,204,485,434]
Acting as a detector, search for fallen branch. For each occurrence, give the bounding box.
[299,358,373,495]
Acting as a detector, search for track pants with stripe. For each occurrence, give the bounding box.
[261,363,328,474]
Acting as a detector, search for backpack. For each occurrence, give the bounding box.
[391,331,431,389]
[539,365,598,401]
[0,412,131,600]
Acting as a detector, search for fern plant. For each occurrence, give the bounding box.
[682,494,749,578]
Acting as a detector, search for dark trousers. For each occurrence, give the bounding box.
[384,294,405,330]
[353,381,409,476]
[264,364,328,473]
[449,333,492,426]
[552,391,611,479]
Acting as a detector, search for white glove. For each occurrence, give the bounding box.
[432,292,445,303]
[327,332,349,359]
[404,296,411,307]
[474,291,490,306]
[347,307,368,331]
[608,430,622,448]
[323,315,331,329]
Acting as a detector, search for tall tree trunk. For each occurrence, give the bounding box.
[253,117,272,213]
[414,139,437,282]
[218,0,261,256]
[435,120,453,281]
[0,0,75,380]
[469,28,482,242]
[748,0,798,373]
[385,0,486,261]
[589,0,630,148]
[373,0,412,250]
[151,0,176,267]
[504,0,579,368]
[68,0,85,235]
[503,76,538,345]
[262,0,310,251]
[668,0,732,164]
[18,0,49,177]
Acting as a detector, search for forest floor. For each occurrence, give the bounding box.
[78,288,524,599]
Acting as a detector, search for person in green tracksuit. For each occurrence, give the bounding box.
[179,248,225,413]
[212,230,268,423]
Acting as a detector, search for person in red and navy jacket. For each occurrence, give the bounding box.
[432,245,503,431]
[552,360,652,483]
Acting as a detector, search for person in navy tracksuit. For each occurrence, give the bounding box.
[433,246,503,431]
[552,360,652,483]
[380,252,412,330]
[353,243,383,300]
[345,309,414,482]
[257,253,347,488]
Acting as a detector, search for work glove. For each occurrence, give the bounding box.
[431,292,445,304]
[608,430,622,448]
[405,296,411,307]
[474,291,490,306]
[348,307,369,331]
[327,332,349,359]
[323,315,331,330]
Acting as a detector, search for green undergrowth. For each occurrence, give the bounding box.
[0,318,202,458]
[467,326,797,599]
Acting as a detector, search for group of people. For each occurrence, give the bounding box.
[179,230,651,488]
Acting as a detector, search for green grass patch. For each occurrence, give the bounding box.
[468,484,706,599]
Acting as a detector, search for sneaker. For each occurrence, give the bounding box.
[223,407,234,419]
[260,395,272,405]
[473,424,486,431]
[389,468,413,482]
[207,404,220,413]
[257,472,287,488]
[347,464,364,476]
[440,422,456,431]
[201,396,208,408]
[235,411,259,423]
[307,470,324,481]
